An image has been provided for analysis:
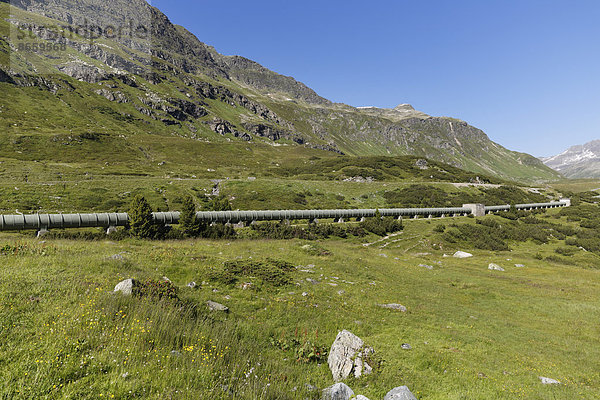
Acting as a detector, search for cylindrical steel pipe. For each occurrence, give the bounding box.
[0,201,569,232]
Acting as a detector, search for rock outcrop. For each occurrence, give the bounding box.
[383,386,418,400]
[327,330,374,381]
[114,279,140,296]
[321,383,354,400]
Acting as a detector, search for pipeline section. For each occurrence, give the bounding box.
[0,201,569,232]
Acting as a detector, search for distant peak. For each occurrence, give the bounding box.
[394,104,415,111]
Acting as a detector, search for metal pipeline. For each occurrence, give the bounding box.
[0,201,569,232]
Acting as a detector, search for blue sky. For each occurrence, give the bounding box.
[151,0,600,156]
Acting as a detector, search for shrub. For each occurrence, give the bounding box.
[360,211,403,236]
[138,279,179,301]
[270,330,328,364]
[555,247,575,256]
[212,259,296,287]
[433,224,446,233]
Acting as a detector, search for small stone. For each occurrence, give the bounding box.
[187,281,197,289]
[306,278,320,285]
[383,386,418,400]
[401,343,412,350]
[212,288,219,293]
[378,303,407,312]
[113,279,140,296]
[328,282,339,287]
[488,263,505,271]
[207,300,229,312]
[355,396,371,400]
[515,264,525,268]
[241,282,253,290]
[305,383,318,392]
[337,290,345,295]
[418,264,434,270]
[540,376,560,385]
[109,254,126,261]
[453,251,473,258]
[302,292,309,297]
[224,295,231,300]
[322,382,354,400]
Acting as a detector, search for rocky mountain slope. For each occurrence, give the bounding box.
[0,0,561,183]
[541,139,600,178]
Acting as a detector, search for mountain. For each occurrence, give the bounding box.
[541,140,600,178]
[0,0,561,183]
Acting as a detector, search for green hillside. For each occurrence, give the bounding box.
[0,2,561,184]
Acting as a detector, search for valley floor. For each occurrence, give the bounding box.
[1,213,599,399]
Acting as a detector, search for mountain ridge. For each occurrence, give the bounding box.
[541,139,600,178]
[0,0,561,183]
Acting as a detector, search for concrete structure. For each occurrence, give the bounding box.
[462,204,486,217]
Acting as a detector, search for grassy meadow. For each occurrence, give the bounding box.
[1,207,599,399]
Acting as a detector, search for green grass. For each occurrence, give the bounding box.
[1,207,599,399]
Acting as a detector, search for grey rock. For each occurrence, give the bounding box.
[418,264,434,270]
[322,382,354,400]
[384,386,418,400]
[305,384,318,392]
[109,254,126,261]
[355,396,371,400]
[328,330,374,381]
[187,281,198,289]
[306,278,320,285]
[453,251,473,258]
[207,300,229,312]
[488,263,505,271]
[539,376,560,384]
[515,264,525,268]
[113,279,140,296]
[401,343,412,350]
[379,303,407,312]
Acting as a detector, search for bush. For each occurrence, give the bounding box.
[270,330,328,364]
[555,247,576,256]
[138,279,179,301]
[211,259,296,287]
[359,211,403,236]
[250,221,365,240]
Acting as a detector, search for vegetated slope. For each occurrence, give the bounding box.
[0,1,561,183]
[541,139,600,178]
[1,205,600,398]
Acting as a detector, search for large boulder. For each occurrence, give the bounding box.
[384,386,418,400]
[114,279,140,296]
[322,383,354,400]
[328,330,374,381]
